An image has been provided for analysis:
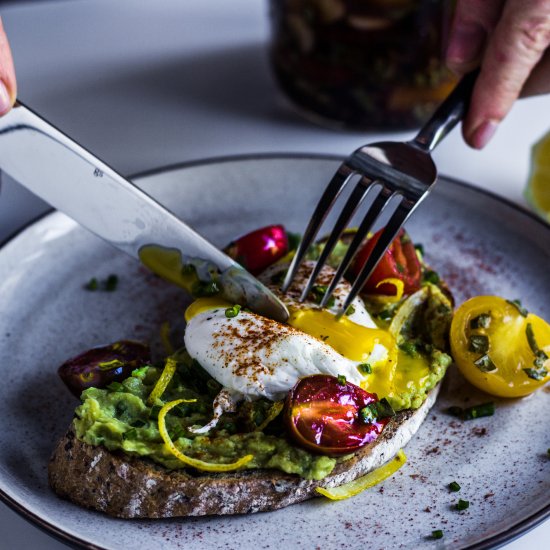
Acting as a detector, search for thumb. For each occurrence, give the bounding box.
[0,16,16,116]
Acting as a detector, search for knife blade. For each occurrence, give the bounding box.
[0,101,289,322]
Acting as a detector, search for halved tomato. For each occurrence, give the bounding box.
[350,228,421,296]
[450,296,550,397]
[285,375,388,455]
[224,225,288,275]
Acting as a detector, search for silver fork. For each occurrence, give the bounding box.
[281,71,478,314]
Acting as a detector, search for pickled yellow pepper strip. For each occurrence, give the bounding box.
[158,399,253,472]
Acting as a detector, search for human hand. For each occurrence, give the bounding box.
[446,0,550,149]
[0,16,16,116]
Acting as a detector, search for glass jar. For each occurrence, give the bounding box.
[269,0,456,130]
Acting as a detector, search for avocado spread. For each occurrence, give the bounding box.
[74,359,336,480]
[74,284,452,480]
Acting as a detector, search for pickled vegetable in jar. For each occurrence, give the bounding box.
[269,0,456,130]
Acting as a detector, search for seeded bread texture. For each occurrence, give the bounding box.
[48,384,439,518]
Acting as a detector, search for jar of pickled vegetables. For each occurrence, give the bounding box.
[269,0,456,130]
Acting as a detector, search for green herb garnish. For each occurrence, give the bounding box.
[337,374,347,386]
[360,398,395,423]
[431,530,443,540]
[414,243,424,257]
[84,277,99,291]
[469,335,489,354]
[523,323,549,380]
[181,264,197,277]
[399,341,418,357]
[130,419,147,428]
[423,270,440,285]
[449,481,461,492]
[470,312,491,329]
[359,363,372,374]
[105,274,118,291]
[507,299,528,317]
[345,304,356,316]
[447,402,495,420]
[149,405,162,420]
[123,428,138,440]
[456,499,470,511]
[192,280,220,297]
[474,354,496,373]
[225,304,242,318]
[132,366,148,377]
[287,232,301,251]
[523,367,548,381]
[311,285,335,308]
[107,381,124,392]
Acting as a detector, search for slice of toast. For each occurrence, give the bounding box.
[48,383,440,518]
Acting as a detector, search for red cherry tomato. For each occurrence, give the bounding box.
[285,375,388,455]
[224,225,288,275]
[350,228,421,296]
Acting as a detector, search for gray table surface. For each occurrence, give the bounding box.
[0,1,548,548]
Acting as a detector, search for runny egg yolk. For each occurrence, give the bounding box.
[184,298,431,405]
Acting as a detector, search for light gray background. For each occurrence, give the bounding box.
[0,1,548,548]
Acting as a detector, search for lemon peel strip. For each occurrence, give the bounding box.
[159,399,253,472]
[315,449,407,501]
[375,278,405,303]
[147,357,177,406]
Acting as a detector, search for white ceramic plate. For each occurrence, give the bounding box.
[0,155,548,550]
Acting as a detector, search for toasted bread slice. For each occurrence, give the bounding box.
[48,383,439,518]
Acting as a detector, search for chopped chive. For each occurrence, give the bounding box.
[456,499,470,511]
[447,402,495,420]
[132,366,148,377]
[105,274,118,291]
[377,309,393,321]
[123,428,138,440]
[470,312,492,329]
[506,299,528,317]
[192,280,220,298]
[449,481,461,492]
[399,341,418,357]
[149,405,162,420]
[98,359,125,371]
[130,419,147,428]
[523,367,548,381]
[423,270,440,285]
[181,264,197,276]
[359,363,372,374]
[84,277,99,291]
[225,304,242,318]
[337,374,347,386]
[287,232,301,251]
[345,304,356,316]
[474,354,497,373]
[431,530,443,540]
[360,398,395,423]
[469,334,489,354]
[311,285,335,308]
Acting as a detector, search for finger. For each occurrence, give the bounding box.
[0,17,16,115]
[521,47,550,96]
[446,0,505,74]
[464,0,550,148]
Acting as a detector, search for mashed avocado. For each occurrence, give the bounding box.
[74,363,336,480]
[74,284,452,480]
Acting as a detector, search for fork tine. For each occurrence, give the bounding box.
[337,197,414,316]
[299,176,380,302]
[281,161,354,293]
[319,183,394,308]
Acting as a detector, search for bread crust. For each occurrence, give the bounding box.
[48,384,440,518]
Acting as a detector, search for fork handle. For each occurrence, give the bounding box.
[411,70,479,153]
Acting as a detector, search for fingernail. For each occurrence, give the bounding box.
[446,22,486,65]
[469,120,499,149]
[0,80,11,115]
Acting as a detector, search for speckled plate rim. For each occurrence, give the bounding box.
[0,153,548,550]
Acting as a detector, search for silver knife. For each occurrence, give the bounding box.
[0,101,289,322]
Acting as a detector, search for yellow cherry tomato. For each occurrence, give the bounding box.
[450,296,550,397]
